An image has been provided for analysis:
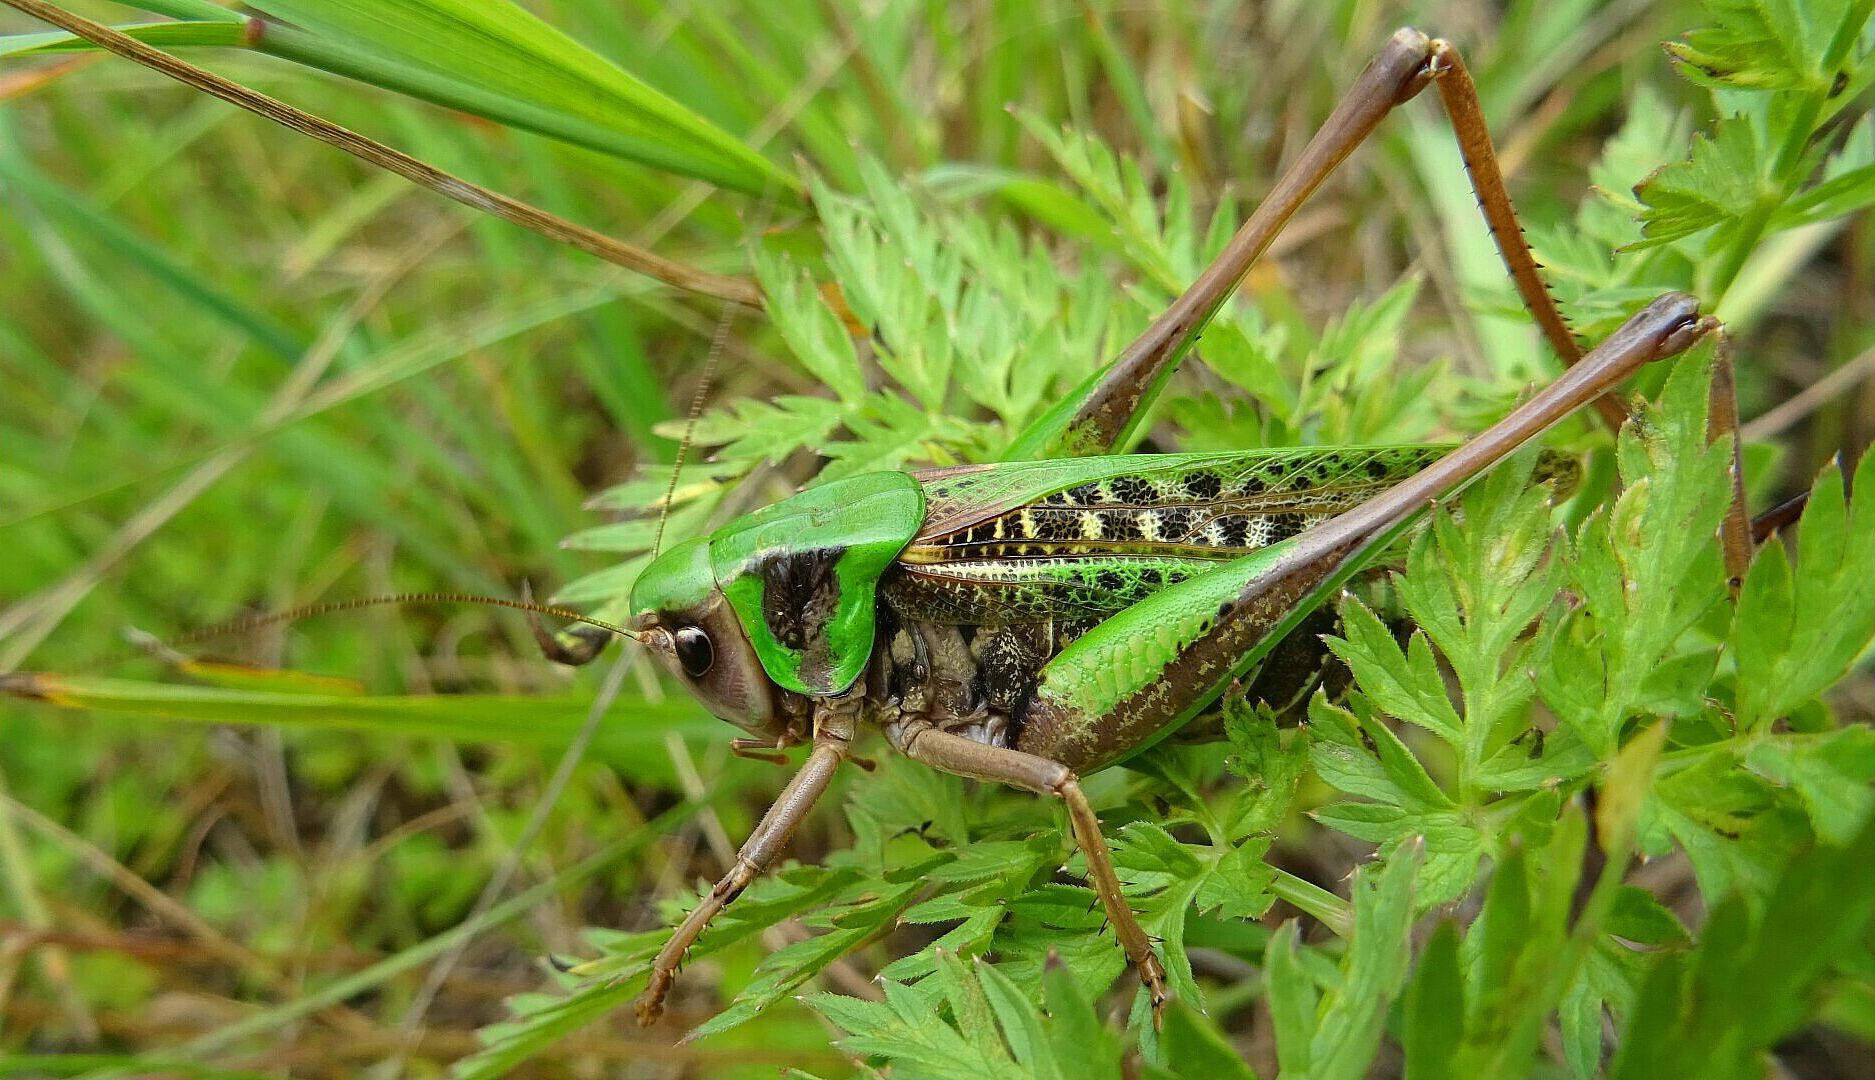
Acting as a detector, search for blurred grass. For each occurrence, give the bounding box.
[0,0,1869,1076]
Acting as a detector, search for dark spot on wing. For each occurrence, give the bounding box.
[1109,476,1153,504]
[1218,515,1250,547]
[1184,472,1222,500]
[1106,513,1145,542]
[1268,514,1309,542]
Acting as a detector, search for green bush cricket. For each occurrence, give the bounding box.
[530,29,1757,1026]
[0,7,1792,1040]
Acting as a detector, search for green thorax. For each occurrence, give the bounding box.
[631,471,926,696]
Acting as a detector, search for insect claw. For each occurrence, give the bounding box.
[730,739,790,766]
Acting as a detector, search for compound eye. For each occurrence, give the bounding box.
[672,626,714,678]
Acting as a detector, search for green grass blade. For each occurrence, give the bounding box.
[123,0,236,18]
[242,0,794,194]
[175,799,706,1062]
[0,147,306,363]
[2,673,719,764]
[0,19,244,56]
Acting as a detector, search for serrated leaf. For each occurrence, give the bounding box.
[1733,448,1875,731]
[752,249,869,405]
[1403,921,1465,1080]
[1390,457,1564,785]
[1194,839,1275,921]
[1307,697,1405,806]
[1663,0,1856,91]
[1159,998,1258,1080]
[684,394,849,465]
[1223,698,1309,835]
[689,881,920,1040]
[453,981,636,1079]
[1112,820,1204,885]
[1309,842,1421,1080]
[1326,599,1463,745]
[1309,801,1413,843]
[1632,120,1761,248]
[1744,727,1875,844]
[1536,351,1735,758]
[806,954,1123,1080]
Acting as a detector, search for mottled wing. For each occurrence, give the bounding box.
[889,447,1458,626]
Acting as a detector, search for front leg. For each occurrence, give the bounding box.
[633,702,855,1025]
[886,719,1170,1022]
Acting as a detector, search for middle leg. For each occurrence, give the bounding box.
[886,719,1170,1021]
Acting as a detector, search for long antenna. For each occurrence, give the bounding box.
[650,190,780,557]
[651,305,735,558]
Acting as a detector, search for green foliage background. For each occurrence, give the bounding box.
[1,0,1872,1076]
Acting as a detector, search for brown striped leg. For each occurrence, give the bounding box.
[888,721,1170,1025]
[1044,27,1617,460]
[634,732,848,1025]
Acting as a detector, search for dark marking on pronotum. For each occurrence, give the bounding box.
[755,546,846,652]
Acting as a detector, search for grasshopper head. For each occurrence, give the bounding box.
[630,537,787,740]
[628,472,926,739]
